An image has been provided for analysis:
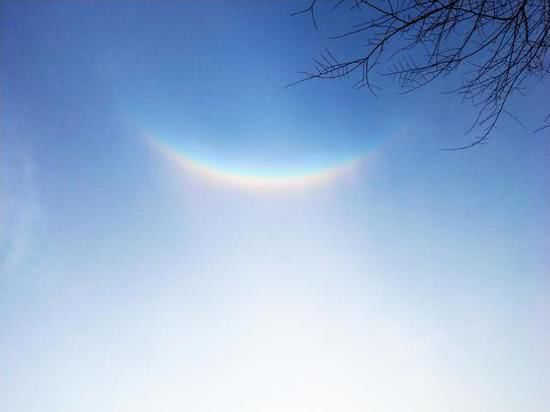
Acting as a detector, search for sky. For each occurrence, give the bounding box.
[1,1,549,412]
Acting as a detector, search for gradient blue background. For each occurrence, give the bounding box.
[1,1,549,412]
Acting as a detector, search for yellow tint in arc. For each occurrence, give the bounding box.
[147,135,369,191]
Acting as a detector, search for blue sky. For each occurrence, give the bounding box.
[1,1,549,412]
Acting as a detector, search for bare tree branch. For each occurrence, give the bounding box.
[292,0,550,148]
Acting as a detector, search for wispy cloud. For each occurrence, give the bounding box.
[0,151,39,278]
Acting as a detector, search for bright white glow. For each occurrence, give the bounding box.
[107,278,457,412]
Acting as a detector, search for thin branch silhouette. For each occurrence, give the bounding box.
[292,0,550,148]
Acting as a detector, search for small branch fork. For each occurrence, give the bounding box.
[292,0,550,149]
